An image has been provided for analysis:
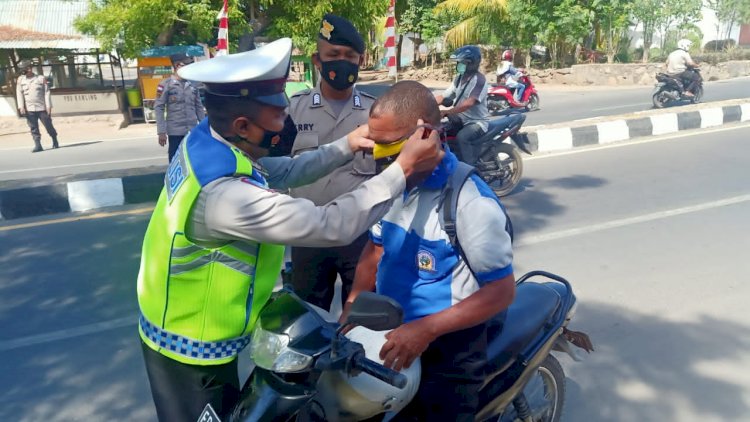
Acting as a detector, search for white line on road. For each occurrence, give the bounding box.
[591,103,649,111]
[0,316,135,352]
[515,194,750,247]
[0,156,164,175]
[4,194,750,350]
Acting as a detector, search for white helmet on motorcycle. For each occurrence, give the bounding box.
[321,326,421,419]
[677,38,693,51]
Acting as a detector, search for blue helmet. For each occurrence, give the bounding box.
[450,45,481,73]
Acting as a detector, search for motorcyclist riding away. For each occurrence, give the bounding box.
[434,45,490,167]
[666,39,701,97]
[496,49,526,103]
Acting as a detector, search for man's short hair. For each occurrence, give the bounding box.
[370,81,441,127]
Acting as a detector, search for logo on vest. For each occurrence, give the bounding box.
[312,93,321,106]
[166,147,189,202]
[416,250,436,272]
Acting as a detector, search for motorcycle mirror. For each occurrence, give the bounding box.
[345,292,403,331]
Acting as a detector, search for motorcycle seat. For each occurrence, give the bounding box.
[484,282,562,374]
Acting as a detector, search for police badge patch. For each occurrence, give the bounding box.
[416,250,436,272]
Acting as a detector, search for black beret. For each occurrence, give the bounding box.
[318,14,365,55]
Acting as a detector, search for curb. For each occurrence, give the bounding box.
[525,101,750,153]
[1,100,749,222]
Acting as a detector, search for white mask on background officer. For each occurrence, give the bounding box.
[314,14,365,91]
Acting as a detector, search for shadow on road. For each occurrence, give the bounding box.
[562,301,750,421]
[58,141,103,149]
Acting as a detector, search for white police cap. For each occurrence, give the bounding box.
[178,38,292,107]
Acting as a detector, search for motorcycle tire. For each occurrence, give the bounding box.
[527,93,540,111]
[652,91,668,109]
[479,143,523,197]
[489,98,510,116]
[495,355,566,422]
[691,86,703,104]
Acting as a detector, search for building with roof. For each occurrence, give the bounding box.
[0,0,125,118]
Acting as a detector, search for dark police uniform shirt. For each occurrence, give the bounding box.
[154,76,205,137]
[283,83,376,206]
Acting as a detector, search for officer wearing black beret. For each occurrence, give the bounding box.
[276,14,377,313]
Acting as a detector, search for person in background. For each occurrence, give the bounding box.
[16,59,58,153]
[154,53,205,162]
[666,38,701,97]
[496,49,526,103]
[277,14,377,312]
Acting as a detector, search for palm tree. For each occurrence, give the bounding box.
[436,0,509,48]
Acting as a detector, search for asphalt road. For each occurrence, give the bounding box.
[1,77,748,183]
[1,124,749,421]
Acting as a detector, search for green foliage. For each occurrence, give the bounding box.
[75,0,247,58]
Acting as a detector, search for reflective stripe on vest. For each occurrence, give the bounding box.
[140,314,252,361]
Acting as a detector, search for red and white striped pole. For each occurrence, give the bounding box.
[216,0,229,57]
[384,0,397,80]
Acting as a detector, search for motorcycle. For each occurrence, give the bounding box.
[221,270,591,422]
[652,67,703,108]
[443,110,532,197]
[488,73,540,114]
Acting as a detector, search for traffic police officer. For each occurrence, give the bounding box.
[154,53,205,162]
[15,59,58,153]
[279,14,377,312]
[136,38,443,421]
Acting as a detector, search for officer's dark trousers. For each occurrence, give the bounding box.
[389,324,488,422]
[141,340,240,421]
[26,110,57,147]
[677,70,702,93]
[455,122,487,166]
[291,232,369,311]
[167,135,185,162]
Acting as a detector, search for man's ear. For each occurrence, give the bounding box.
[231,117,252,139]
[312,53,321,71]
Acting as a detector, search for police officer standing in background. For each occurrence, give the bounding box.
[154,53,205,162]
[16,59,59,153]
[136,38,442,421]
[279,14,377,312]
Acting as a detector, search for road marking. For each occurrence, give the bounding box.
[0,206,154,232]
[0,156,164,175]
[0,317,135,352]
[0,135,153,151]
[526,122,750,161]
[515,194,750,247]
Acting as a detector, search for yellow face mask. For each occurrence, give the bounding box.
[373,139,407,173]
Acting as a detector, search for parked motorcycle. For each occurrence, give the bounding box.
[488,73,540,114]
[652,67,703,108]
[222,270,591,422]
[443,111,532,197]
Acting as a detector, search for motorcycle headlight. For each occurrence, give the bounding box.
[249,326,313,373]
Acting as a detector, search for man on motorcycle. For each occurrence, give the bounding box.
[666,38,701,97]
[434,45,491,167]
[496,49,526,103]
[343,81,516,422]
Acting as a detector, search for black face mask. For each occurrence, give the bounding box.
[319,59,359,91]
[259,130,279,149]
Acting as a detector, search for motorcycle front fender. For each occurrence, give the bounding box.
[652,83,666,94]
[230,367,316,422]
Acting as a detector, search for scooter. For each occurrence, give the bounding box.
[221,270,591,422]
[652,67,703,108]
[444,111,532,197]
[488,73,540,114]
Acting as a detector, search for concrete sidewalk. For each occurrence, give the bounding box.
[1,94,748,222]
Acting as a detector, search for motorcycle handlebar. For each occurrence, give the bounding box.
[352,354,408,389]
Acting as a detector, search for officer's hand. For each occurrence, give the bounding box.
[346,124,374,153]
[380,319,436,371]
[19,107,25,115]
[46,108,52,116]
[395,119,444,188]
[158,133,167,147]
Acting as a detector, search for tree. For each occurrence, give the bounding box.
[434,0,510,48]
[706,0,750,45]
[591,0,633,63]
[76,0,248,58]
[631,0,664,62]
[657,0,702,50]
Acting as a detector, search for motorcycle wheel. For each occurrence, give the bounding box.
[489,98,510,115]
[496,355,565,422]
[691,86,703,104]
[479,143,523,197]
[527,93,540,111]
[652,91,668,109]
